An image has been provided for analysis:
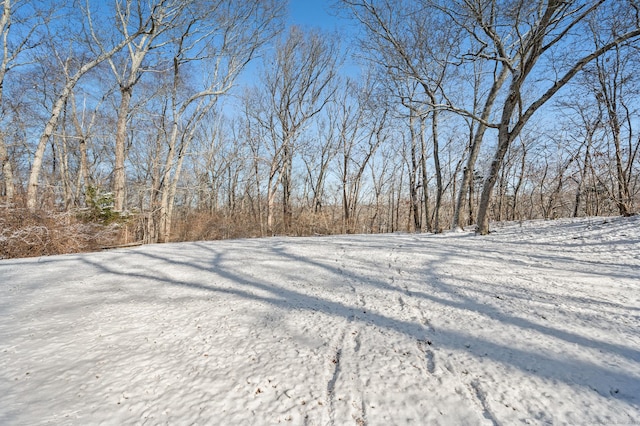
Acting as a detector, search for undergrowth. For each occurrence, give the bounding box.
[0,208,118,259]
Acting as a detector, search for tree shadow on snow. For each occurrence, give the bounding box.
[69,237,640,406]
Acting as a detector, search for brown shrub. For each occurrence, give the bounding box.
[0,208,119,259]
[171,210,264,242]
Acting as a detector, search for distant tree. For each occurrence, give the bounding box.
[300,112,338,214]
[152,0,284,242]
[584,40,639,216]
[340,0,458,232]
[336,77,388,233]
[251,26,339,233]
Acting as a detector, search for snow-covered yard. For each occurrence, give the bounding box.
[1,216,639,425]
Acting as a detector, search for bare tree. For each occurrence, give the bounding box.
[405,105,422,231]
[251,26,339,233]
[106,0,186,212]
[451,60,509,230]
[586,40,639,216]
[462,0,640,234]
[0,0,48,205]
[25,1,151,210]
[151,0,284,242]
[300,113,338,214]
[336,78,387,233]
[0,0,16,205]
[67,85,107,207]
[341,0,458,232]
[555,89,604,218]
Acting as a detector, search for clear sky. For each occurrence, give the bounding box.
[288,0,341,31]
[233,0,359,89]
[286,0,360,75]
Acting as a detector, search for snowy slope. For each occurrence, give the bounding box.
[1,216,639,425]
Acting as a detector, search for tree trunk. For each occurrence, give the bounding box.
[609,115,632,216]
[512,142,527,220]
[431,107,443,233]
[0,137,14,204]
[573,126,596,217]
[55,131,74,210]
[467,174,475,226]
[162,124,199,243]
[476,87,520,234]
[113,87,133,212]
[0,0,15,205]
[253,155,264,236]
[282,142,292,231]
[26,93,69,210]
[69,95,91,206]
[452,67,508,230]
[267,162,282,235]
[149,127,164,244]
[157,120,180,243]
[409,112,421,231]
[342,148,350,232]
[476,134,510,234]
[419,116,431,232]
[267,182,276,234]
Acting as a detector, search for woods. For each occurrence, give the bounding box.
[1,0,639,257]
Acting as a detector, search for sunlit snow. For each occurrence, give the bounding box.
[1,216,639,424]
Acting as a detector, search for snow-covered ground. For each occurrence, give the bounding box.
[1,216,639,425]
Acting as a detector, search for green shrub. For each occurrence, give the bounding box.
[84,186,123,224]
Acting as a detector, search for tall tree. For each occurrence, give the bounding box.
[337,78,387,233]
[152,0,284,242]
[588,43,639,216]
[341,0,458,232]
[252,26,339,232]
[0,0,47,205]
[108,0,185,212]
[25,1,151,210]
[464,0,640,234]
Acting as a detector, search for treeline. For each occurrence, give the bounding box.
[1,0,639,257]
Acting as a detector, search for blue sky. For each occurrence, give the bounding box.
[288,0,340,30]
[231,0,360,90]
[286,0,360,75]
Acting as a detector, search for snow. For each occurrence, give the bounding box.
[1,216,639,425]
